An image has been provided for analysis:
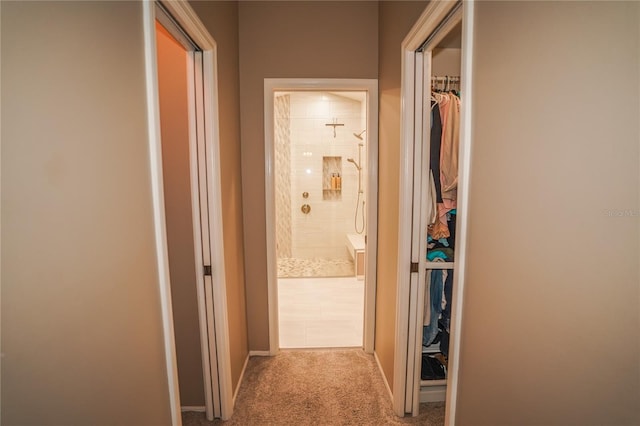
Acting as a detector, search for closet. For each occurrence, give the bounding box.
[399,1,466,417]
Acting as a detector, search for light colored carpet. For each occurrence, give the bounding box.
[182,349,445,425]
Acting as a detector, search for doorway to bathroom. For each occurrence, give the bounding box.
[264,79,378,352]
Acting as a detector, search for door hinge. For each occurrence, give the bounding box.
[203,265,212,276]
[410,262,419,273]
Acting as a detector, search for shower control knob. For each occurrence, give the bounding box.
[301,204,311,214]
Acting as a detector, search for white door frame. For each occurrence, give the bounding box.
[264,78,379,355]
[394,1,475,424]
[143,0,234,422]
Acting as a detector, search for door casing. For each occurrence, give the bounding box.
[143,0,234,422]
[264,78,379,355]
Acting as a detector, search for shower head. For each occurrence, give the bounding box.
[347,158,362,171]
[353,130,367,140]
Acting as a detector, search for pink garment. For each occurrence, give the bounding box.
[438,199,457,227]
[440,93,460,200]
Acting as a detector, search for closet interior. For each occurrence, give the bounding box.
[421,21,461,387]
[404,8,463,415]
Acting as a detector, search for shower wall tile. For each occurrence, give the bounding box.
[286,91,368,261]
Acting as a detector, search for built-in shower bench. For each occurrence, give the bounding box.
[346,233,365,280]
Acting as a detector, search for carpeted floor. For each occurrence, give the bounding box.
[182,349,445,425]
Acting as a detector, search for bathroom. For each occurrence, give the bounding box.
[274,90,368,348]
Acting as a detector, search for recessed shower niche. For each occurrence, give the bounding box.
[322,156,342,200]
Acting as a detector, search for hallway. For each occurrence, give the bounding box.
[181,350,445,425]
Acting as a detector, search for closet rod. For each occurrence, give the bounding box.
[431,76,460,82]
[417,1,462,53]
[432,76,460,92]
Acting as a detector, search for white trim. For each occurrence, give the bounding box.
[233,354,251,403]
[249,350,272,357]
[263,83,280,356]
[186,50,215,421]
[363,87,379,355]
[158,0,216,48]
[374,351,393,401]
[402,1,459,50]
[263,78,379,355]
[202,43,235,423]
[142,3,182,425]
[445,2,475,425]
[181,406,207,413]
[393,48,416,417]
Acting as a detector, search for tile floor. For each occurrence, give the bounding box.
[278,276,364,348]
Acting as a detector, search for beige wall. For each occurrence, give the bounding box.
[156,22,204,407]
[457,1,640,424]
[432,48,461,77]
[1,2,172,424]
[376,0,429,393]
[238,1,378,350]
[189,0,249,393]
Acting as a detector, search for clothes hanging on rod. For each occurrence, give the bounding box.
[427,78,460,243]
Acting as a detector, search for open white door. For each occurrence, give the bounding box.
[189,49,223,419]
[144,0,234,421]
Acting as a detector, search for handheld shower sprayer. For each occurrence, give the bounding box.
[348,138,366,235]
[347,158,362,171]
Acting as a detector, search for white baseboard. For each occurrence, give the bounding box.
[249,350,271,356]
[181,406,206,412]
[374,351,393,401]
[419,386,446,403]
[233,353,251,403]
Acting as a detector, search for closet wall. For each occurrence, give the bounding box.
[237,1,378,351]
[1,2,172,424]
[377,0,431,392]
[432,48,460,76]
[457,2,640,424]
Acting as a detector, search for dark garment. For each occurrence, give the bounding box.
[447,211,457,250]
[423,269,444,346]
[421,354,446,380]
[439,330,450,358]
[442,269,453,325]
[430,101,443,203]
[440,270,454,357]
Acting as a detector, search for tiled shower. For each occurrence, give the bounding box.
[275,91,367,278]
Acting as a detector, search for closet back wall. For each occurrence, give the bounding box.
[238,1,378,350]
[156,23,203,407]
[457,2,640,425]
